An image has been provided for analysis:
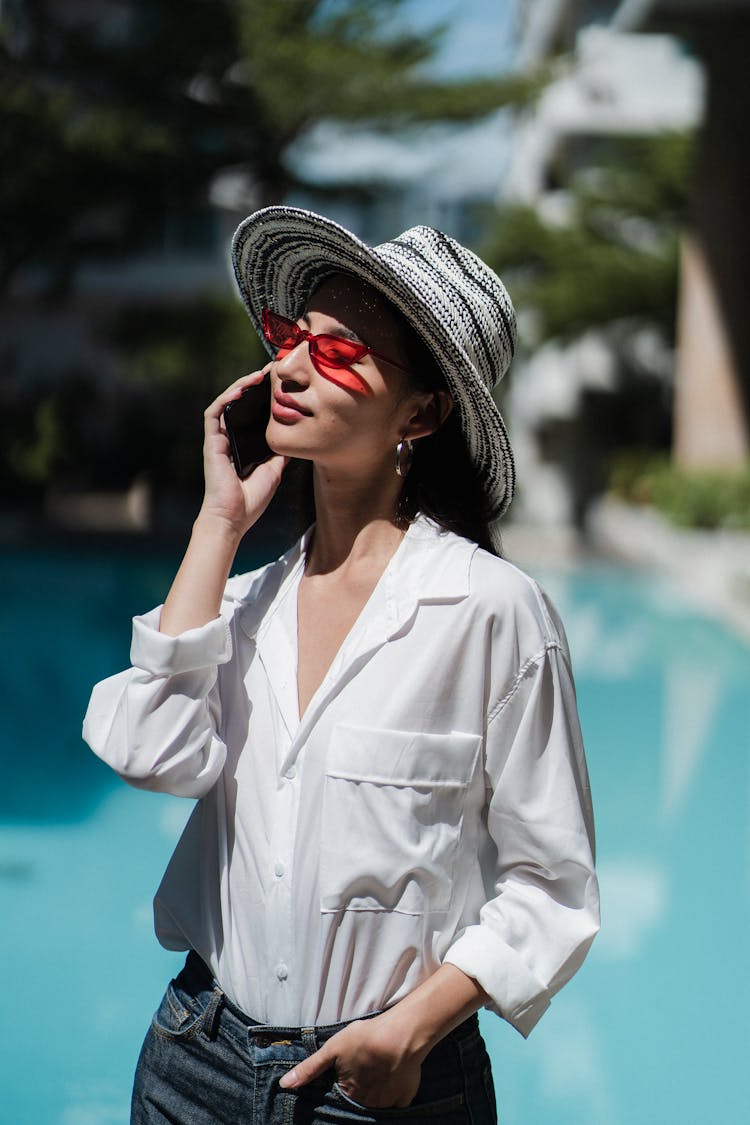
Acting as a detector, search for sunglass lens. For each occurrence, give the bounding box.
[315,336,364,367]
[263,311,299,349]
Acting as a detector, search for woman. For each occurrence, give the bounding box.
[83,208,599,1124]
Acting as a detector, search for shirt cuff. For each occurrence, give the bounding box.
[130,606,233,675]
[443,926,551,1038]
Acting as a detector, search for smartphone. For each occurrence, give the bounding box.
[223,379,273,478]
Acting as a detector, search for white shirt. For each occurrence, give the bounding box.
[83,515,599,1037]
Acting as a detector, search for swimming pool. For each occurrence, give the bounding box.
[1,543,748,1124]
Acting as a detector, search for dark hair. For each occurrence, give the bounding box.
[393,316,501,556]
[285,288,502,556]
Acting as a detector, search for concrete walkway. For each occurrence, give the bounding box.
[585,496,750,640]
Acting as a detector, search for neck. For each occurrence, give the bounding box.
[306,463,408,575]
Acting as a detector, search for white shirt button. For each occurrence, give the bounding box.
[274,860,285,878]
[284,765,297,780]
[276,963,288,981]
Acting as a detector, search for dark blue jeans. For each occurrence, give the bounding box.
[132,952,497,1124]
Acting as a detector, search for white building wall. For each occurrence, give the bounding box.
[505,25,703,203]
[499,6,706,527]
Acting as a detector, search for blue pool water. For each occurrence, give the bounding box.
[1,544,748,1124]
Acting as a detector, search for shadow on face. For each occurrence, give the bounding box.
[304,274,414,389]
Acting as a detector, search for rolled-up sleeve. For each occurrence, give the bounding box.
[444,639,599,1037]
[82,606,233,798]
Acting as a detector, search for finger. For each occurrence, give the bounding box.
[279,1044,332,1090]
[243,453,288,482]
[225,364,272,397]
[205,368,271,431]
[236,454,288,495]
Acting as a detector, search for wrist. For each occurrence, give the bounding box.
[193,508,248,547]
[380,965,488,1062]
[375,1004,434,1065]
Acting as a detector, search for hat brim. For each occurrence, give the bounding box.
[231,206,514,519]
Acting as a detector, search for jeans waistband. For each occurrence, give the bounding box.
[182,950,480,1050]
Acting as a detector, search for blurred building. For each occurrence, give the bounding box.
[283,114,510,250]
[505,0,749,528]
[613,1,750,471]
[508,12,701,201]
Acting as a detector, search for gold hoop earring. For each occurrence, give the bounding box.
[395,438,414,478]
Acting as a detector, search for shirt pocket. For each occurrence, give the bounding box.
[320,724,481,916]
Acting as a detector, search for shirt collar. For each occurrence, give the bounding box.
[382,514,475,638]
[236,513,475,644]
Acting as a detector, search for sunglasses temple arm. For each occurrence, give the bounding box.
[371,348,412,375]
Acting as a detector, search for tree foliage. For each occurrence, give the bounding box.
[481,132,695,343]
[0,0,540,296]
[0,294,265,503]
[1,0,545,512]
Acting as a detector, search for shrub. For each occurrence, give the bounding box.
[609,455,750,531]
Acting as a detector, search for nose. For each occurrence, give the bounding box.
[273,339,312,386]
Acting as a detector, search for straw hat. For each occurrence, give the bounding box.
[231,206,517,517]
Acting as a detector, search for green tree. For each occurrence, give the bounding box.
[481,131,694,343]
[0,0,540,298]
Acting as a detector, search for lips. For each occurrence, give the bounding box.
[272,391,312,421]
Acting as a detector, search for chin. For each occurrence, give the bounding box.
[266,430,311,460]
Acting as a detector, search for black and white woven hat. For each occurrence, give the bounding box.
[231,206,517,518]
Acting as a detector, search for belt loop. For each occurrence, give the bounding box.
[200,986,225,1041]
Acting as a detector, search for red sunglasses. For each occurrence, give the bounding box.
[262,309,412,377]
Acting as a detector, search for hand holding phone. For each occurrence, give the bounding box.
[223,378,273,478]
